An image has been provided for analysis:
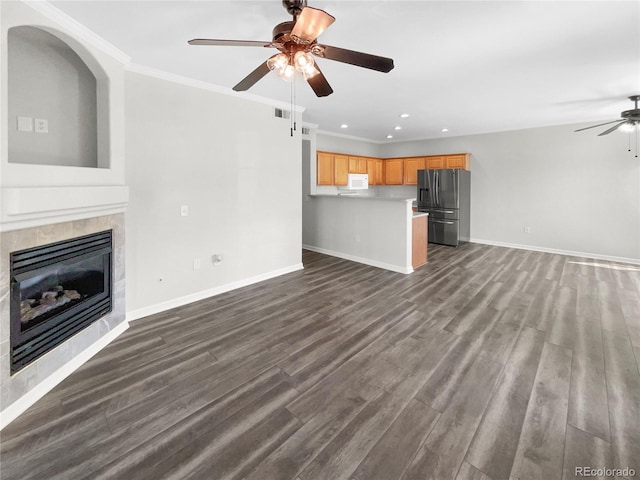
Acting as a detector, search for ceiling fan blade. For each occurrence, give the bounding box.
[232,57,274,92]
[291,6,335,44]
[188,39,272,47]
[312,44,394,72]
[574,119,625,132]
[306,64,333,97]
[598,121,628,136]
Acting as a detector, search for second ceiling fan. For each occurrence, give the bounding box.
[188,0,394,97]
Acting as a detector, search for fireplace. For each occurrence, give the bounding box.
[10,230,113,374]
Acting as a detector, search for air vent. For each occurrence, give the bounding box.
[302,127,310,135]
[274,108,291,119]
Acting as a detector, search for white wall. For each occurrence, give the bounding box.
[125,71,303,316]
[378,124,640,263]
[317,131,382,157]
[304,196,414,273]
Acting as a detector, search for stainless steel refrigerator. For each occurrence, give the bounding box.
[417,169,470,246]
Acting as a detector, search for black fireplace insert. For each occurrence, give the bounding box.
[10,230,112,374]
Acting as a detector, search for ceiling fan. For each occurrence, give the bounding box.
[574,95,640,136]
[187,0,394,97]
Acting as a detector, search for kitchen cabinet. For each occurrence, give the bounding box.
[384,158,404,185]
[444,154,470,170]
[425,156,445,169]
[349,156,367,174]
[412,214,428,268]
[403,157,425,185]
[425,154,470,170]
[366,158,376,185]
[316,151,348,185]
[375,160,384,185]
[317,150,470,186]
[316,152,334,185]
[334,154,349,185]
[367,158,384,185]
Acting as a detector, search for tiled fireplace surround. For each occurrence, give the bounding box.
[0,214,127,426]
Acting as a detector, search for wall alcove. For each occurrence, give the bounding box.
[7,25,109,169]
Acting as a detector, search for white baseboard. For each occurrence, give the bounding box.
[0,320,129,430]
[470,238,640,266]
[302,245,413,274]
[126,263,304,322]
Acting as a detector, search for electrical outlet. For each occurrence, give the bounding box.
[193,258,201,270]
[524,226,531,233]
[181,205,189,217]
[35,118,48,133]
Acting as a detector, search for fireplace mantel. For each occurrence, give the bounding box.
[1,185,129,232]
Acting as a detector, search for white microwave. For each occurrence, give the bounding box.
[346,173,368,190]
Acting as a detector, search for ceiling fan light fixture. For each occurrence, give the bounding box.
[294,51,313,68]
[267,53,289,72]
[619,121,639,133]
[302,65,320,79]
[280,64,295,80]
[294,51,319,78]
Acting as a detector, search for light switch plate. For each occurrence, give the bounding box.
[180,205,189,217]
[17,116,33,132]
[35,118,49,133]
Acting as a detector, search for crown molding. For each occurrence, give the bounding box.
[126,63,306,113]
[316,129,386,144]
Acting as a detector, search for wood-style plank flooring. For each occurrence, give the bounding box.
[1,244,639,480]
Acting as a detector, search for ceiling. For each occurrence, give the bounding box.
[49,0,640,142]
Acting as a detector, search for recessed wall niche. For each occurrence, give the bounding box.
[8,26,109,168]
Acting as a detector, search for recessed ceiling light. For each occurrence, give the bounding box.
[441,128,449,132]
[394,126,402,131]
[386,134,393,139]
[399,113,410,118]
[340,124,348,129]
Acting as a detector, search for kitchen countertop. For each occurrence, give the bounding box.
[308,194,416,202]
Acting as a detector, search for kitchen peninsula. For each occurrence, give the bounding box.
[302,194,427,274]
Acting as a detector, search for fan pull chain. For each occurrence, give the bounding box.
[293,74,297,134]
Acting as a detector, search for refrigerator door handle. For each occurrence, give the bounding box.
[435,171,439,205]
[432,219,456,225]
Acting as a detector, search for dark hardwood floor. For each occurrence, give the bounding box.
[1,244,639,480]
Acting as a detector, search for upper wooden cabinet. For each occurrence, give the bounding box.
[425,154,470,170]
[317,150,469,185]
[316,151,348,185]
[444,154,470,170]
[425,156,445,169]
[384,158,404,185]
[334,154,349,185]
[348,156,367,174]
[367,158,384,185]
[403,157,425,185]
[316,152,334,185]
